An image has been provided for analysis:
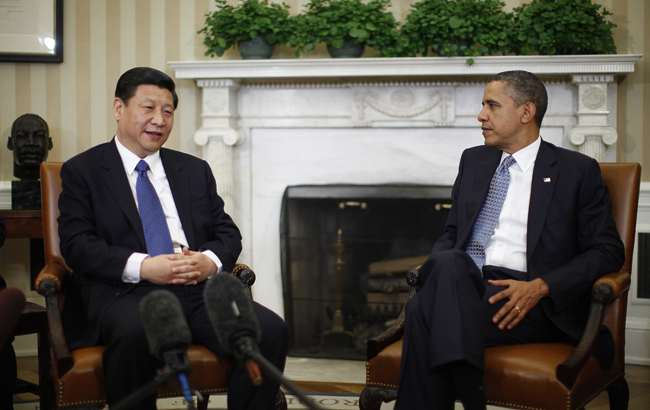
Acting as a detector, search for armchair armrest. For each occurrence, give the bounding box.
[231,263,256,297]
[367,267,420,360]
[35,262,74,378]
[556,269,630,390]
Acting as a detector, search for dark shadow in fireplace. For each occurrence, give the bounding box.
[280,185,452,360]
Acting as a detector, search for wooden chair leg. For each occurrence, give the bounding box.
[359,386,397,410]
[607,376,629,410]
[275,390,288,410]
[197,393,209,410]
[37,330,53,410]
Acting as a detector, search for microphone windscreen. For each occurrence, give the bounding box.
[139,290,192,360]
[0,288,26,347]
[203,273,261,354]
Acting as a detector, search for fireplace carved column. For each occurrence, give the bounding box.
[568,75,617,162]
[194,79,242,214]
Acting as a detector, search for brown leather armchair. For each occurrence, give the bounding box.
[36,162,287,410]
[360,162,641,410]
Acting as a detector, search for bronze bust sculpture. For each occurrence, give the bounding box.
[7,114,53,180]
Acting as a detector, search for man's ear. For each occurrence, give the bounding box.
[113,97,124,121]
[7,136,13,151]
[48,137,53,150]
[521,102,537,125]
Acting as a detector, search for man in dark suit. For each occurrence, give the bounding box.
[394,71,625,410]
[57,67,287,410]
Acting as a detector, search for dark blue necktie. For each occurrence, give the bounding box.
[135,160,174,257]
[465,155,517,270]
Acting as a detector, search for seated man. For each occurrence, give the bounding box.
[394,70,624,410]
[58,67,288,410]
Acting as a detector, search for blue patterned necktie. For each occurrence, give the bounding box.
[465,155,517,270]
[135,160,174,257]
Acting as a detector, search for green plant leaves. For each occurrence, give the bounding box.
[449,16,462,29]
[285,0,399,56]
[199,0,617,58]
[512,0,616,55]
[198,0,292,57]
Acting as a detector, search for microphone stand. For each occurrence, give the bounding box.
[111,349,198,410]
[236,339,325,410]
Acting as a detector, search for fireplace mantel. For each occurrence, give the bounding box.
[169,55,640,321]
[170,54,640,80]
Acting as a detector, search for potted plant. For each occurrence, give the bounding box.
[287,0,400,58]
[199,0,293,59]
[511,0,617,55]
[391,0,513,58]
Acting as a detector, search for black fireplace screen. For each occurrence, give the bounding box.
[280,185,452,360]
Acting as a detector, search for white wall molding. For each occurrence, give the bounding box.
[170,55,641,81]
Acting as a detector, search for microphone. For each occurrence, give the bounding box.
[139,289,192,359]
[137,290,195,409]
[204,274,324,410]
[203,273,261,357]
[204,273,263,385]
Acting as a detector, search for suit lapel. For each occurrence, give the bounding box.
[161,150,194,249]
[458,149,501,247]
[100,139,147,249]
[527,141,558,260]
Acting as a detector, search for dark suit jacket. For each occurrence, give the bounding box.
[58,139,242,349]
[429,140,625,342]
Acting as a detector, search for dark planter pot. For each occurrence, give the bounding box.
[327,37,365,58]
[238,35,275,59]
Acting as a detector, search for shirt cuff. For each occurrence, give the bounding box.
[202,250,223,275]
[122,252,148,283]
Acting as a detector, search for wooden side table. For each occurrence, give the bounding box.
[0,210,44,288]
[0,210,43,238]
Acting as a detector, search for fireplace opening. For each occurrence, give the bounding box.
[280,185,452,360]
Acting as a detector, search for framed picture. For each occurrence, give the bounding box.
[0,0,63,63]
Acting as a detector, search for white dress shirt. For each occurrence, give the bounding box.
[483,136,541,272]
[115,136,223,282]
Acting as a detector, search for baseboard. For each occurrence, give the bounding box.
[625,317,650,365]
[14,348,38,357]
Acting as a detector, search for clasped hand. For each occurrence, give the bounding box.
[140,247,217,286]
[488,278,550,330]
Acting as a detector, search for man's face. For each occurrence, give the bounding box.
[477,81,528,154]
[10,116,51,167]
[113,84,174,158]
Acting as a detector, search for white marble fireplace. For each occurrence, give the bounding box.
[170,55,646,360]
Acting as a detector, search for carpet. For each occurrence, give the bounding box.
[13,393,364,410]
[14,397,505,410]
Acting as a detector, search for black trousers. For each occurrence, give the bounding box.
[99,281,288,410]
[394,249,565,410]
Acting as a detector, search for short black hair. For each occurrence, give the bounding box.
[489,70,547,128]
[115,67,178,109]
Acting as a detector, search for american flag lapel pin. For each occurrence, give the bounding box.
[543,177,552,183]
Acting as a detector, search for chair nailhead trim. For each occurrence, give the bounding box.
[57,381,227,407]
[367,382,399,389]
[58,381,106,408]
[486,400,545,410]
[366,362,399,389]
